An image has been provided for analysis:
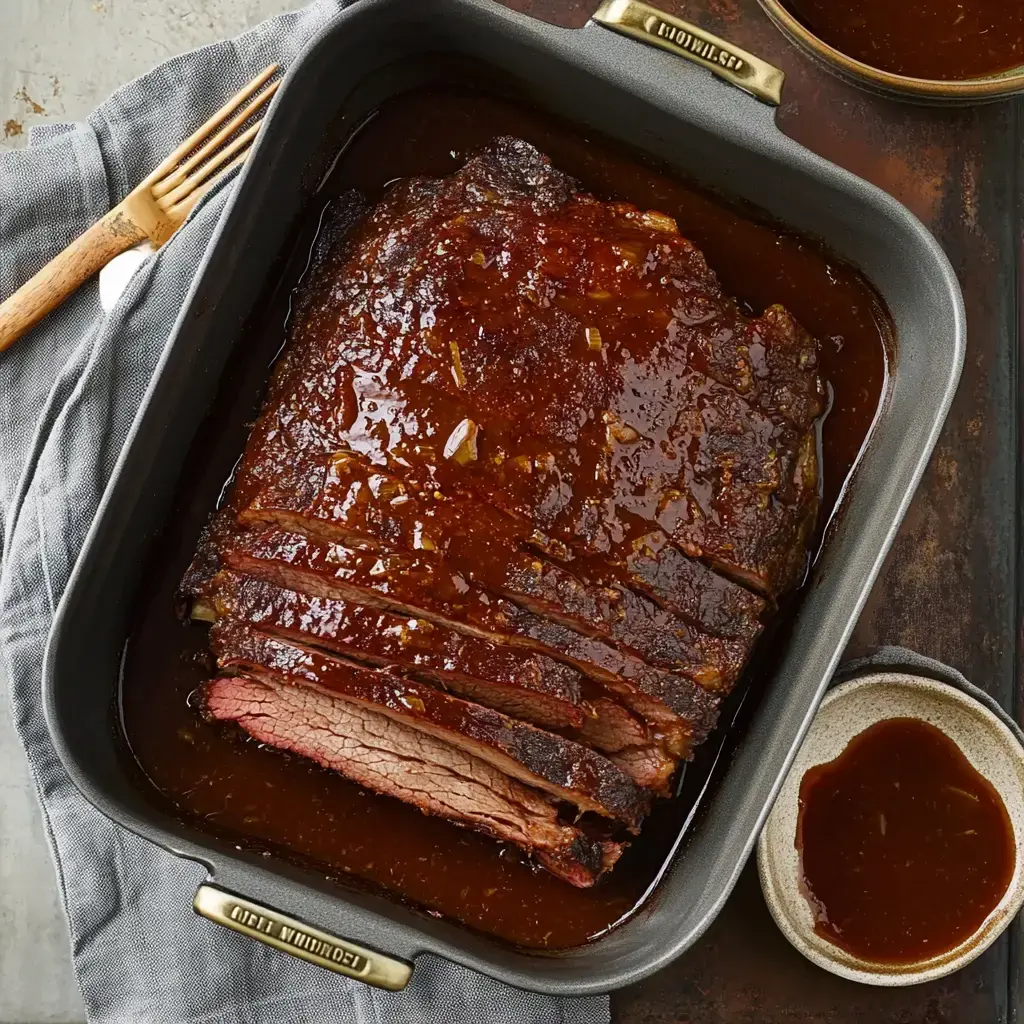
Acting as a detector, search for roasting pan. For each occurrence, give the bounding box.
[42,0,965,995]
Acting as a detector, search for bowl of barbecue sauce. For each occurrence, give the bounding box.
[758,673,1024,984]
[757,0,1024,102]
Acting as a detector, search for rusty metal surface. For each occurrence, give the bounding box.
[498,0,1017,1019]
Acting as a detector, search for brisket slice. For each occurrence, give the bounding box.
[191,524,720,754]
[199,571,676,791]
[577,699,677,793]
[205,674,621,887]
[201,570,587,731]
[610,746,682,793]
[520,527,766,644]
[240,452,752,676]
[621,536,766,642]
[213,624,650,829]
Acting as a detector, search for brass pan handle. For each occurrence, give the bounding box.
[592,0,785,105]
[194,884,413,991]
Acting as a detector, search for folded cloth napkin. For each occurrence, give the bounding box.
[836,646,1024,745]
[0,4,610,1022]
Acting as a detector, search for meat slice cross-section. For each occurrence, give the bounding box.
[205,674,621,887]
[213,623,651,829]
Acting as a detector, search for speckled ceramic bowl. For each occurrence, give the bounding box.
[758,672,1024,985]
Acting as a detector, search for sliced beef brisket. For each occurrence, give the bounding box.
[183,137,827,886]
[201,570,676,791]
[201,570,587,731]
[192,524,721,754]
[241,452,757,671]
[205,675,620,887]
[213,624,651,828]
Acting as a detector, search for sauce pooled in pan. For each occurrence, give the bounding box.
[119,83,890,951]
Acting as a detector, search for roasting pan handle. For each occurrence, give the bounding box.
[193,884,413,991]
[591,0,784,105]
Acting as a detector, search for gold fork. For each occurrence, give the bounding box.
[0,64,281,355]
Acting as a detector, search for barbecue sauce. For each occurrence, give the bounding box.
[797,718,1015,964]
[780,0,1024,80]
[119,83,890,951]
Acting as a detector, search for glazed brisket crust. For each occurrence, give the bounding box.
[230,137,822,601]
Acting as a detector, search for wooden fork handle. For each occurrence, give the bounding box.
[0,205,148,354]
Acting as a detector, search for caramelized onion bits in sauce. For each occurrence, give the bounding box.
[779,0,1024,80]
[797,717,1015,965]
[119,85,890,951]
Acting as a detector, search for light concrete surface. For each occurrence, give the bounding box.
[1,3,294,1021]
[2,0,292,149]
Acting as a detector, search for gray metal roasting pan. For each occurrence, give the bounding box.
[42,0,965,995]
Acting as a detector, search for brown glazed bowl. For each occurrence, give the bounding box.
[757,0,1024,103]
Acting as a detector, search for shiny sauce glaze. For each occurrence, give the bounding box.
[119,86,890,951]
[797,717,1015,964]
[780,0,1024,80]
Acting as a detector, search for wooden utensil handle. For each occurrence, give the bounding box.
[0,205,147,354]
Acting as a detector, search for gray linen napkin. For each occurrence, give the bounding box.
[0,4,610,1021]
[836,646,1024,746]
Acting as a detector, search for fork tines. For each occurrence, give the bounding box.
[143,64,281,221]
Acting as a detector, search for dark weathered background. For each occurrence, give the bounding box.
[494,2,1017,1021]
[0,1,1015,1020]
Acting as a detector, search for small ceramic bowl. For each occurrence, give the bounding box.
[756,0,1024,103]
[758,672,1024,985]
